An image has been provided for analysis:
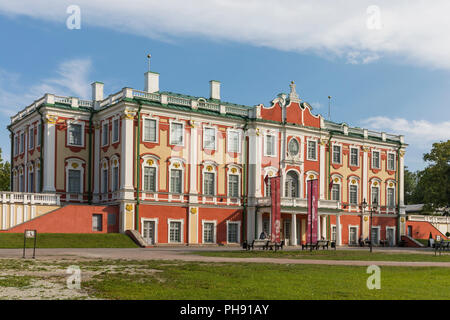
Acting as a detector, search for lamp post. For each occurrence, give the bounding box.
[362,198,377,253]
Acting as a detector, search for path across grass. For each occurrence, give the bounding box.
[192,249,450,262]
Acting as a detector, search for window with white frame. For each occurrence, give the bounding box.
[28,127,34,149]
[28,169,34,193]
[144,118,157,142]
[35,165,40,193]
[228,174,239,197]
[203,172,215,196]
[371,185,379,205]
[170,122,184,145]
[20,132,24,153]
[203,221,216,243]
[102,168,108,194]
[307,140,317,160]
[331,225,337,242]
[169,220,182,243]
[19,170,24,192]
[265,175,272,197]
[112,166,119,192]
[203,127,216,150]
[227,130,240,153]
[349,184,358,205]
[349,226,358,245]
[112,118,119,143]
[14,135,18,156]
[372,150,380,169]
[227,221,240,243]
[285,171,299,198]
[37,124,41,146]
[170,169,182,194]
[387,153,396,171]
[371,227,380,245]
[68,123,83,146]
[68,169,81,193]
[102,122,109,146]
[350,147,359,166]
[387,187,395,208]
[143,166,157,192]
[265,134,276,156]
[331,183,340,201]
[332,145,341,164]
[288,138,300,157]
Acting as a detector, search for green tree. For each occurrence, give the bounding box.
[416,140,450,211]
[0,148,10,191]
[404,167,419,204]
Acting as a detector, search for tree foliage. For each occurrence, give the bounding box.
[409,140,450,211]
[0,148,10,191]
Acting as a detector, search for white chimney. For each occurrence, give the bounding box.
[210,80,221,100]
[91,82,104,101]
[145,72,159,93]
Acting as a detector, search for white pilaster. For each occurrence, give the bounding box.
[189,125,198,203]
[319,141,326,199]
[120,111,136,200]
[362,148,368,202]
[291,213,297,246]
[336,214,342,246]
[92,123,100,202]
[43,119,56,192]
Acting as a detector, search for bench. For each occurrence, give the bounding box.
[435,240,450,255]
[245,239,269,250]
[301,240,330,250]
[266,240,285,251]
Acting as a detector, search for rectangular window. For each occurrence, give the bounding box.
[263,218,270,235]
[228,131,240,153]
[112,166,119,192]
[203,127,216,150]
[266,135,276,156]
[92,214,102,232]
[332,145,341,164]
[102,169,108,193]
[204,172,215,196]
[37,124,41,146]
[28,127,34,149]
[307,140,317,160]
[170,122,184,145]
[372,151,380,169]
[28,171,34,193]
[169,221,182,243]
[227,222,239,243]
[14,136,18,156]
[112,119,119,143]
[387,188,395,208]
[350,148,359,166]
[349,227,358,245]
[371,227,380,245]
[203,222,215,243]
[102,122,109,146]
[19,174,24,192]
[331,226,337,242]
[68,124,82,146]
[371,186,379,205]
[170,169,182,194]
[144,118,157,142]
[349,185,358,205]
[20,133,24,153]
[68,169,81,193]
[228,174,239,197]
[35,168,40,193]
[387,153,395,171]
[144,167,156,192]
[331,184,340,201]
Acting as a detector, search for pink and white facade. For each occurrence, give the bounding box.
[3,64,407,246]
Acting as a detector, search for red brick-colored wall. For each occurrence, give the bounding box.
[1,205,119,233]
[406,221,447,240]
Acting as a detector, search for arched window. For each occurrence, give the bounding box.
[285,171,299,198]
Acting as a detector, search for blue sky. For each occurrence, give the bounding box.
[1,1,450,171]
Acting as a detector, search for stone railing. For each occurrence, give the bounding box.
[408,215,450,224]
[0,192,61,205]
[256,197,341,210]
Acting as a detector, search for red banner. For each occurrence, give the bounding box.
[307,179,319,244]
[270,176,281,243]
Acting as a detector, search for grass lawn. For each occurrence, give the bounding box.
[78,260,450,300]
[191,249,450,262]
[0,233,138,248]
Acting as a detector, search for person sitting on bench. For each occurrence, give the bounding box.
[259,231,268,240]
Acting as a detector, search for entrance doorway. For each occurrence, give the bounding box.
[143,220,156,245]
[386,228,395,246]
[284,220,291,245]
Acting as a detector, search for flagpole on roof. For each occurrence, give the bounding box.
[328,96,332,121]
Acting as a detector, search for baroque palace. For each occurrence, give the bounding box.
[2,63,408,246]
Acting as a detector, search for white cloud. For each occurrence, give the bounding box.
[361,116,450,169]
[1,1,450,69]
[0,58,92,116]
